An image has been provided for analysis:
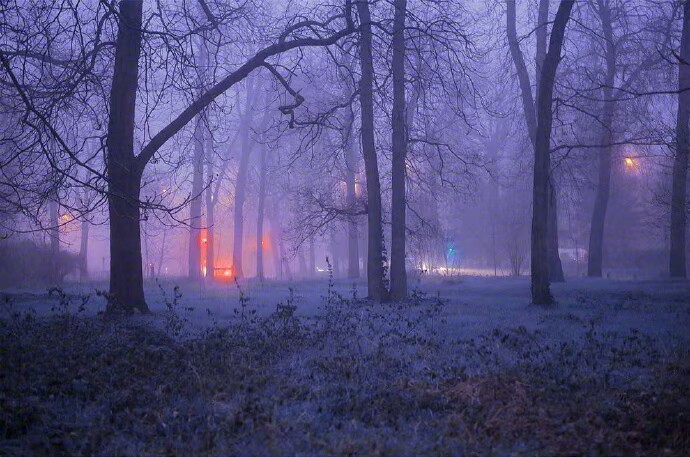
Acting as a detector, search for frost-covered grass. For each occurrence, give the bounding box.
[1,277,689,455]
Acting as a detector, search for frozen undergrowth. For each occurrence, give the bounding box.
[1,280,689,456]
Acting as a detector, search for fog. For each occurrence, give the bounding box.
[1,0,689,454]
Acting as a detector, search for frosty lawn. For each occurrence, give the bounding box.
[1,277,689,455]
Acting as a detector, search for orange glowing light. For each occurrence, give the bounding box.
[212,266,233,282]
[624,157,641,175]
[199,229,209,276]
[197,228,234,282]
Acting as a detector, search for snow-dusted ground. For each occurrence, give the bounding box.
[2,275,689,455]
[4,275,689,343]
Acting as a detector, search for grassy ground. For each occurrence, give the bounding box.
[1,278,689,455]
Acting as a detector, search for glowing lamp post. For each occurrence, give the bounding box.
[624,157,640,175]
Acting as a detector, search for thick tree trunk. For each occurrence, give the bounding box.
[256,145,267,280]
[537,1,566,283]
[188,116,204,279]
[390,0,408,300]
[357,0,388,301]
[671,0,690,278]
[79,219,89,279]
[508,0,565,282]
[106,0,148,313]
[108,170,147,312]
[531,0,574,305]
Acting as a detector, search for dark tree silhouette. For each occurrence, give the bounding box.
[531,0,574,305]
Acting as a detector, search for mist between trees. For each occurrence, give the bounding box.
[0,0,688,308]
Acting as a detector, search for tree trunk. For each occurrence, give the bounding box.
[280,237,291,281]
[508,0,565,282]
[345,114,360,279]
[205,133,215,279]
[106,0,148,313]
[389,0,408,300]
[506,0,537,144]
[330,228,341,277]
[357,0,388,301]
[188,115,204,279]
[271,200,289,280]
[531,0,574,305]
[298,249,307,278]
[535,0,549,93]
[587,114,615,278]
[309,237,316,277]
[232,106,253,279]
[671,0,690,278]
[157,229,167,277]
[267,198,283,279]
[587,0,616,278]
[256,145,267,280]
[49,200,60,284]
[538,4,566,283]
[108,170,147,312]
[232,84,265,280]
[79,219,89,279]
[548,184,565,282]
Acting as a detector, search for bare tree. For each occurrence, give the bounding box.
[531,0,575,305]
[356,0,388,301]
[231,80,258,279]
[188,115,206,280]
[389,0,409,300]
[105,0,147,311]
[586,0,617,278]
[507,0,565,283]
[585,0,667,277]
[104,0,356,311]
[671,0,690,278]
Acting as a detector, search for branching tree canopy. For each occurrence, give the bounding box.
[0,0,687,309]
